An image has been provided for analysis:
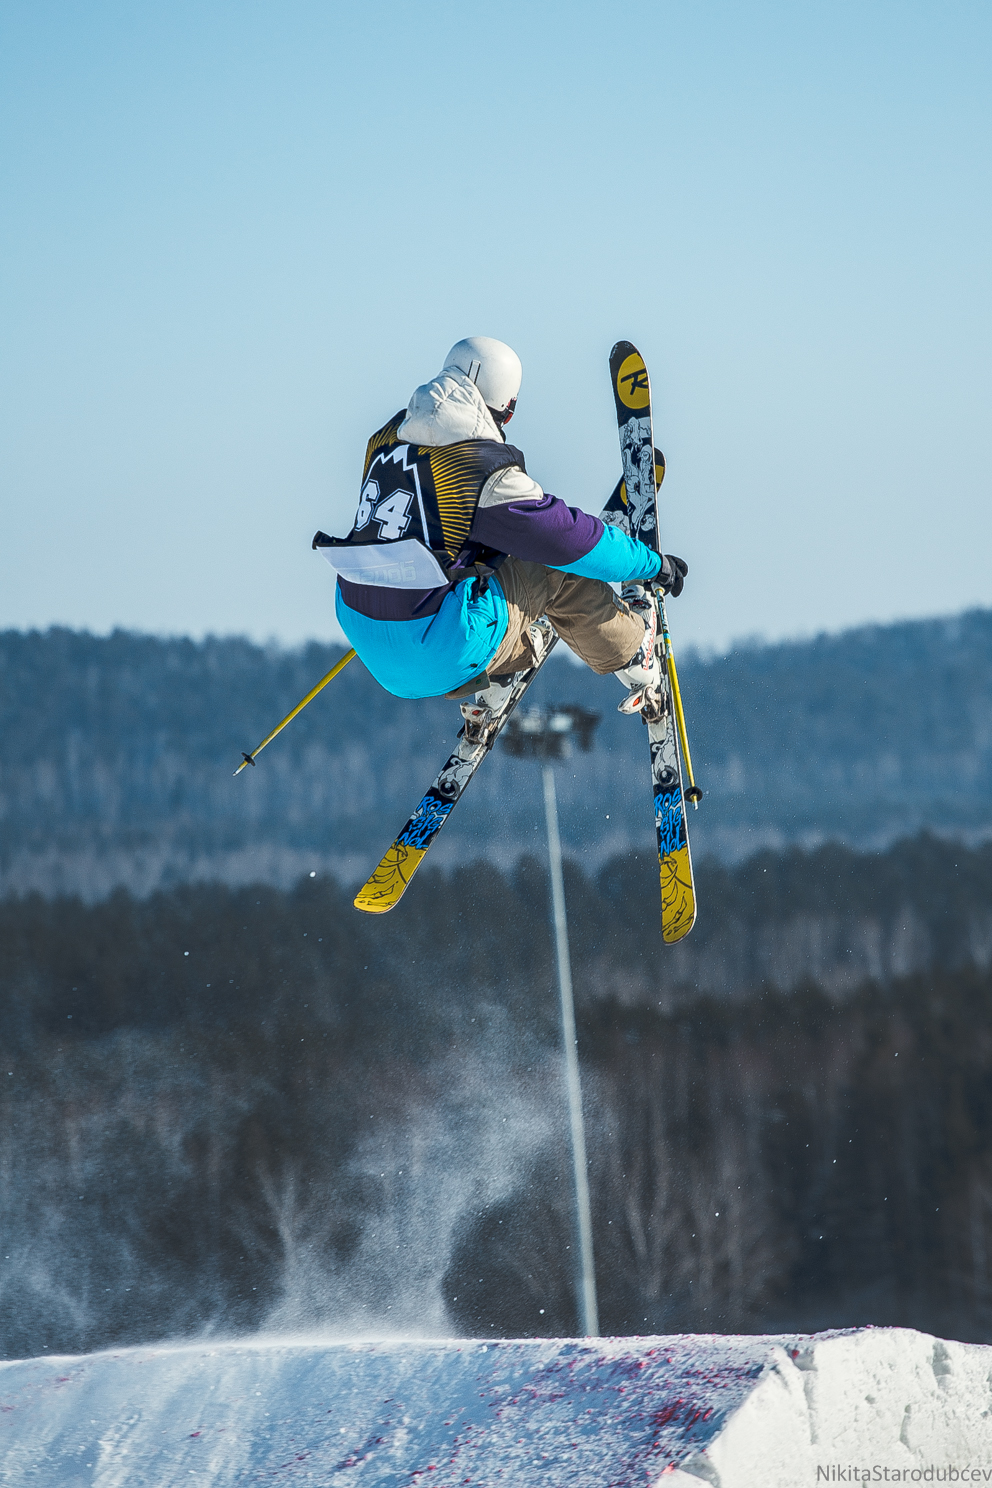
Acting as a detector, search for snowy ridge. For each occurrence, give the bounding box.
[1,1327,990,1486]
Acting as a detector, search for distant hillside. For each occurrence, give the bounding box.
[2,610,992,898]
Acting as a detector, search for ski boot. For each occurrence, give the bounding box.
[614,583,664,717]
[460,619,557,751]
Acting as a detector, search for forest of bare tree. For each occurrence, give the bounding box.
[2,837,991,1359]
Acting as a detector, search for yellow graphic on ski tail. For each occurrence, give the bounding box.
[659,844,696,944]
[615,351,651,410]
[354,842,427,914]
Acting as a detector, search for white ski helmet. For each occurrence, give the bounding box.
[443,337,522,425]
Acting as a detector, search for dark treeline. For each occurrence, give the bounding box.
[2,839,992,1357]
[5,833,992,1018]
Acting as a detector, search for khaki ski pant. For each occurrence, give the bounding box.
[446,557,644,698]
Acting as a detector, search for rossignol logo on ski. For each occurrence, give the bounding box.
[396,794,453,851]
[615,352,651,409]
[655,787,685,857]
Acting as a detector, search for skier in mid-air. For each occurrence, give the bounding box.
[314,337,687,713]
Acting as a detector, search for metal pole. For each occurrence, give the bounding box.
[542,764,599,1337]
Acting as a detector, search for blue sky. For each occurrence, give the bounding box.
[2,1,990,652]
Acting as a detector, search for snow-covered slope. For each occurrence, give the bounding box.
[1,1328,989,1487]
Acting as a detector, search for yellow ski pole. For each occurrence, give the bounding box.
[657,596,703,807]
[234,648,356,774]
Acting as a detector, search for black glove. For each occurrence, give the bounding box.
[656,553,688,597]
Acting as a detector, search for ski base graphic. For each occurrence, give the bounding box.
[660,843,695,943]
[353,842,429,914]
[649,672,696,943]
[610,338,698,943]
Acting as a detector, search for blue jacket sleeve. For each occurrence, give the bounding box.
[552,522,662,583]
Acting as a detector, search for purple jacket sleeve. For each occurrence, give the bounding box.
[470,493,661,584]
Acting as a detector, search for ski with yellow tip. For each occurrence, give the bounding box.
[353,620,559,914]
[605,340,699,943]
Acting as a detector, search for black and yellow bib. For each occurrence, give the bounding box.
[313,413,523,589]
